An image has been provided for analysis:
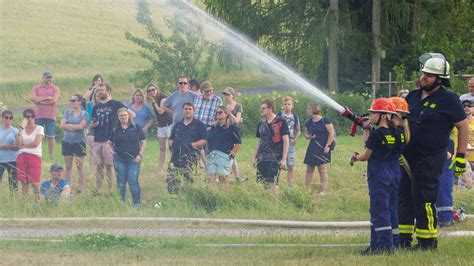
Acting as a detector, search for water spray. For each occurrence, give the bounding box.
[177,1,347,113]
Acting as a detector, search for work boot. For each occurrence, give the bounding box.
[360,246,394,256]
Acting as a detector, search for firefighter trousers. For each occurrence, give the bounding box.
[398,150,445,248]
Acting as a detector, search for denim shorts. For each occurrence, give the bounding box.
[287,144,296,166]
[206,150,232,176]
[35,118,56,138]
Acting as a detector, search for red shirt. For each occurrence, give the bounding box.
[32,83,60,120]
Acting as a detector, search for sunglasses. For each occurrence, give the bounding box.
[25,115,35,118]
[69,99,79,103]
[147,88,157,92]
[3,116,13,120]
[178,82,188,85]
[217,111,224,115]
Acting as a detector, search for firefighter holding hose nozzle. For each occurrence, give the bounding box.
[398,55,469,250]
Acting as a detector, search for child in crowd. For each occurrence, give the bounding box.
[277,96,300,187]
[351,98,398,255]
[389,97,410,247]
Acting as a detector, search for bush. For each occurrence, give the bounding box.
[66,233,144,250]
[237,90,371,137]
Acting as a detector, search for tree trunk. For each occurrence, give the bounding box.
[412,0,421,37]
[371,0,382,97]
[328,0,339,93]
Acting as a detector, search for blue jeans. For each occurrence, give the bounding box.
[113,155,141,205]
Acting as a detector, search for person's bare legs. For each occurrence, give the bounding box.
[31,182,40,198]
[208,173,216,185]
[305,165,316,189]
[287,165,295,187]
[317,164,328,195]
[232,159,240,179]
[75,156,85,193]
[219,175,229,191]
[47,137,55,160]
[21,182,29,197]
[64,155,74,181]
[158,137,168,175]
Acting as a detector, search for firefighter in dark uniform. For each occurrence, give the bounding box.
[398,56,469,250]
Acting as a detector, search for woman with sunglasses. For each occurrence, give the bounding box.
[108,108,146,207]
[60,94,88,194]
[16,109,44,197]
[0,110,19,190]
[146,83,172,176]
[206,106,241,190]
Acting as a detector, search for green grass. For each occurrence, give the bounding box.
[1,135,472,222]
[0,0,279,108]
[1,235,473,265]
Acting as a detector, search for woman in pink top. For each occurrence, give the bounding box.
[16,109,44,197]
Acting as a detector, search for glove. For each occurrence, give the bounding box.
[359,117,371,130]
[449,153,466,176]
[350,152,359,166]
[398,156,405,167]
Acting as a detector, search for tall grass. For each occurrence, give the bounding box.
[1,135,472,222]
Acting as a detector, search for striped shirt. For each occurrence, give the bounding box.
[193,95,222,127]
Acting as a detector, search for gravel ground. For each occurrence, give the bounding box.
[1,226,473,239]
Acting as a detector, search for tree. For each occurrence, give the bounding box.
[125,0,215,89]
[328,0,339,92]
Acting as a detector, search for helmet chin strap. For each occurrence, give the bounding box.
[421,77,442,92]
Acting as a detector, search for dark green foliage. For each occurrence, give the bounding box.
[203,0,473,92]
[125,0,215,89]
[237,91,370,137]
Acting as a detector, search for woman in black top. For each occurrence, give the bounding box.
[206,106,241,190]
[108,108,146,207]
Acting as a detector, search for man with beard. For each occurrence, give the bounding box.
[398,56,469,250]
[90,83,128,196]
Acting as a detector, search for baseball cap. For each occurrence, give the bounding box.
[50,163,64,172]
[42,71,53,78]
[222,87,235,96]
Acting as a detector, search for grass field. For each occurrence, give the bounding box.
[1,235,474,265]
[0,0,278,108]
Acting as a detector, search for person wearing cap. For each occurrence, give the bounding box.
[39,163,71,203]
[193,81,222,166]
[222,87,245,182]
[459,77,474,103]
[398,55,469,250]
[31,71,60,160]
[193,81,223,128]
[351,98,399,255]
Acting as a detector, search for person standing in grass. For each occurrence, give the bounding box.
[127,89,155,137]
[277,96,301,187]
[0,110,19,190]
[206,106,241,190]
[60,94,88,194]
[84,74,103,175]
[108,108,146,207]
[189,79,201,94]
[252,99,289,192]
[90,83,128,196]
[351,98,398,255]
[222,87,245,182]
[39,163,71,203]
[16,109,44,197]
[146,83,172,176]
[303,103,335,195]
[31,71,60,160]
[164,76,198,127]
[166,102,207,193]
